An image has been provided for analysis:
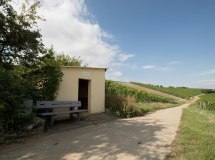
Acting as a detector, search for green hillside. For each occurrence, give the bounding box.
[131,82,202,99]
[105,80,178,118]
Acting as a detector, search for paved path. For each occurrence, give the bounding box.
[0,100,197,160]
[123,83,187,104]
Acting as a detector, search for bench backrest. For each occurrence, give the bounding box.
[36,101,81,109]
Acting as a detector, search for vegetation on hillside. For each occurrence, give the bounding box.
[106,81,175,103]
[131,82,202,99]
[105,81,177,118]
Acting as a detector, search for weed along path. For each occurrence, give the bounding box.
[0,99,198,160]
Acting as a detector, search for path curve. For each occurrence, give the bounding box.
[123,82,187,104]
[0,99,198,160]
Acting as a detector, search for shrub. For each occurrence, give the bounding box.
[105,95,136,118]
[0,55,63,133]
[201,89,215,94]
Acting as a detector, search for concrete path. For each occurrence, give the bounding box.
[0,100,196,160]
[123,83,187,104]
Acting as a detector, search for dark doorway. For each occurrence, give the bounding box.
[78,79,89,110]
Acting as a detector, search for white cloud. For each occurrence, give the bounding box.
[111,71,123,78]
[169,61,181,65]
[10,0,133,81]
[111,62,124,67]
[142,65,156,69]
[192,69,215,77]
[142,65,173,72]
[191,79,215,89]
[106,69,129,82]
[157,67,173,72]
[28,0,133,70]
[118,54,134,62]
[196,79,215,86]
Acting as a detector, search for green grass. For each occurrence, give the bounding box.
[200,93,215,103]
[131,82,202,99]
[134,102,178,115]
[166,105,215,160]
[196,93,215,111]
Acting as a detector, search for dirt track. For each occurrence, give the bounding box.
[0,98,198,160]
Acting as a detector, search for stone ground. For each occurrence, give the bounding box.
[0,99,196,160]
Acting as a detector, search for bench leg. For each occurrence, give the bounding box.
[77,113,80,121]
[49,116,55,127]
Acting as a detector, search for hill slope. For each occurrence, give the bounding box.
[123,82,187,104]
[130,82,202,99]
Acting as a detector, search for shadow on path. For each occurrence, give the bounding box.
[0,99,199,160]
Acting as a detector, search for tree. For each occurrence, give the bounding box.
[0,1,86,133]
[0,1,57,133]
[23,48,64,101]
[55,53,87,67]
[0,0,44,69]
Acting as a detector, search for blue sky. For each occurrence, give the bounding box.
[33,0,215,89]
[85,0,215,88]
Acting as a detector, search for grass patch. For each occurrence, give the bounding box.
[166,105,215,160]
[133,102,178,116]
[196,93,215,111]
[131,82,202,99]
[200,93,215,103]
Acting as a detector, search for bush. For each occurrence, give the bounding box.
[0,102,35,133]
[23,52,63,101]
[105,95,136,118]
[0,68,29,132]
[0,54,63,133]
[201,89,215,94]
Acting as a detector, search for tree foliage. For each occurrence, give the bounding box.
[55,53,86,67]
[23,48,64,101]
[0,0,44,69]
[0,0,86,133]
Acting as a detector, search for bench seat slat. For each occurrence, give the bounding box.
[36,101,81,109]
[38,110,88,116]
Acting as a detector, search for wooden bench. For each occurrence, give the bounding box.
[36,101,88,127]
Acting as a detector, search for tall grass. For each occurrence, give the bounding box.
[196,93,215,111]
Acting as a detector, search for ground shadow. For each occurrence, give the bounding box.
[0,113,172,160]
